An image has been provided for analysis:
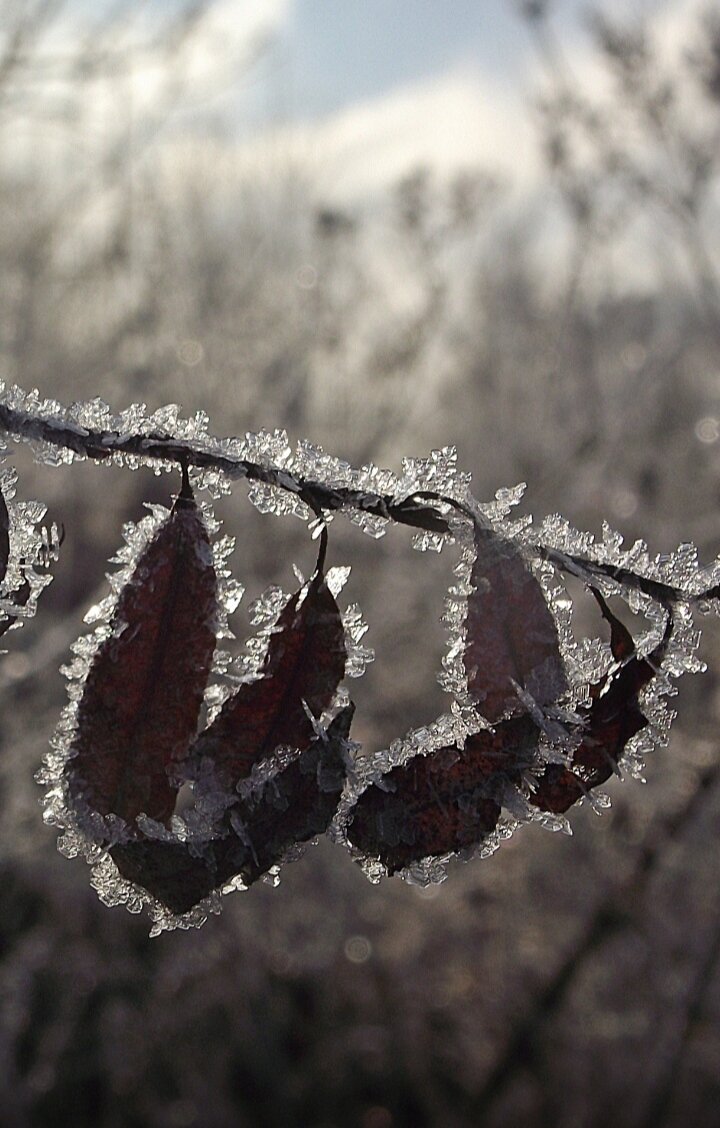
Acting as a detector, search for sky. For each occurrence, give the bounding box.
[192,0,679,199]
[26,0,693,203]
[286,0,553,120]
[130,0,573,200]
[264,0,671,122]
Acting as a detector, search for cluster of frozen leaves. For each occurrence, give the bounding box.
[0,386,717,935]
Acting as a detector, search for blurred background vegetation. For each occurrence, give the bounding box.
[2,1,720,1125]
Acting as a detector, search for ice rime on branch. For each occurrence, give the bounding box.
[0,383,716,933]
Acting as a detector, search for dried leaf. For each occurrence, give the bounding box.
[68,484,218,826]
[464,525,567,722]
[111,706,354,914]
[192,534,346,788]
[529,596,672,815]
[212,702,353,887]
[347,716,538,872]
[109,839,218,917]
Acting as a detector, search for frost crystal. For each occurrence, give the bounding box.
[0,463,56,633]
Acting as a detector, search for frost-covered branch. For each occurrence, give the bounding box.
[1,388,718,610]
[0,382,719,935]
[0,394,450,534]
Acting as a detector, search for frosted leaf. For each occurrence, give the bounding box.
[341,480,714,888]
[335,709,468,831]
[38,488,223,928]
[2,378,714,915]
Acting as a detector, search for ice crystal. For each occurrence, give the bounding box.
[0,464,56,627]
[348,510,389,539]
[341,602,374,678]
[411,529,448,553]
[247,481,310,521]
[292,438,353,489]
[398,445,472,502]
[474,481,527,522]
[240,428,293,469]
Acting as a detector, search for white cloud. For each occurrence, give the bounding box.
[304,69,538,199]
[213,67,540,204]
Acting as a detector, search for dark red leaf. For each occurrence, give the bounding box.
[191,536,346,788]
[529,599,672,815]
[464,525,567,723]
[347,715,538,873]
[590,588,635,662]
[111,706,354,914]
[211,702,353,887]
[68,484,218,826]
[110,839,218,916]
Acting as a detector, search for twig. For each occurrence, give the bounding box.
[0,396,717,609]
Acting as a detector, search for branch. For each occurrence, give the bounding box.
[0,394,717,611]
[0,399,450,533]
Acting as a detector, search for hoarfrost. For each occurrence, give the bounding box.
[0,463,57,631]
[475,481,527,522]
[348,510,389,539]
[326,565,351,597]
[411,529,448,553]
[343,482,710,887]
[247,481,310,521]
[2,384,712,920]
[292,438,353,489]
